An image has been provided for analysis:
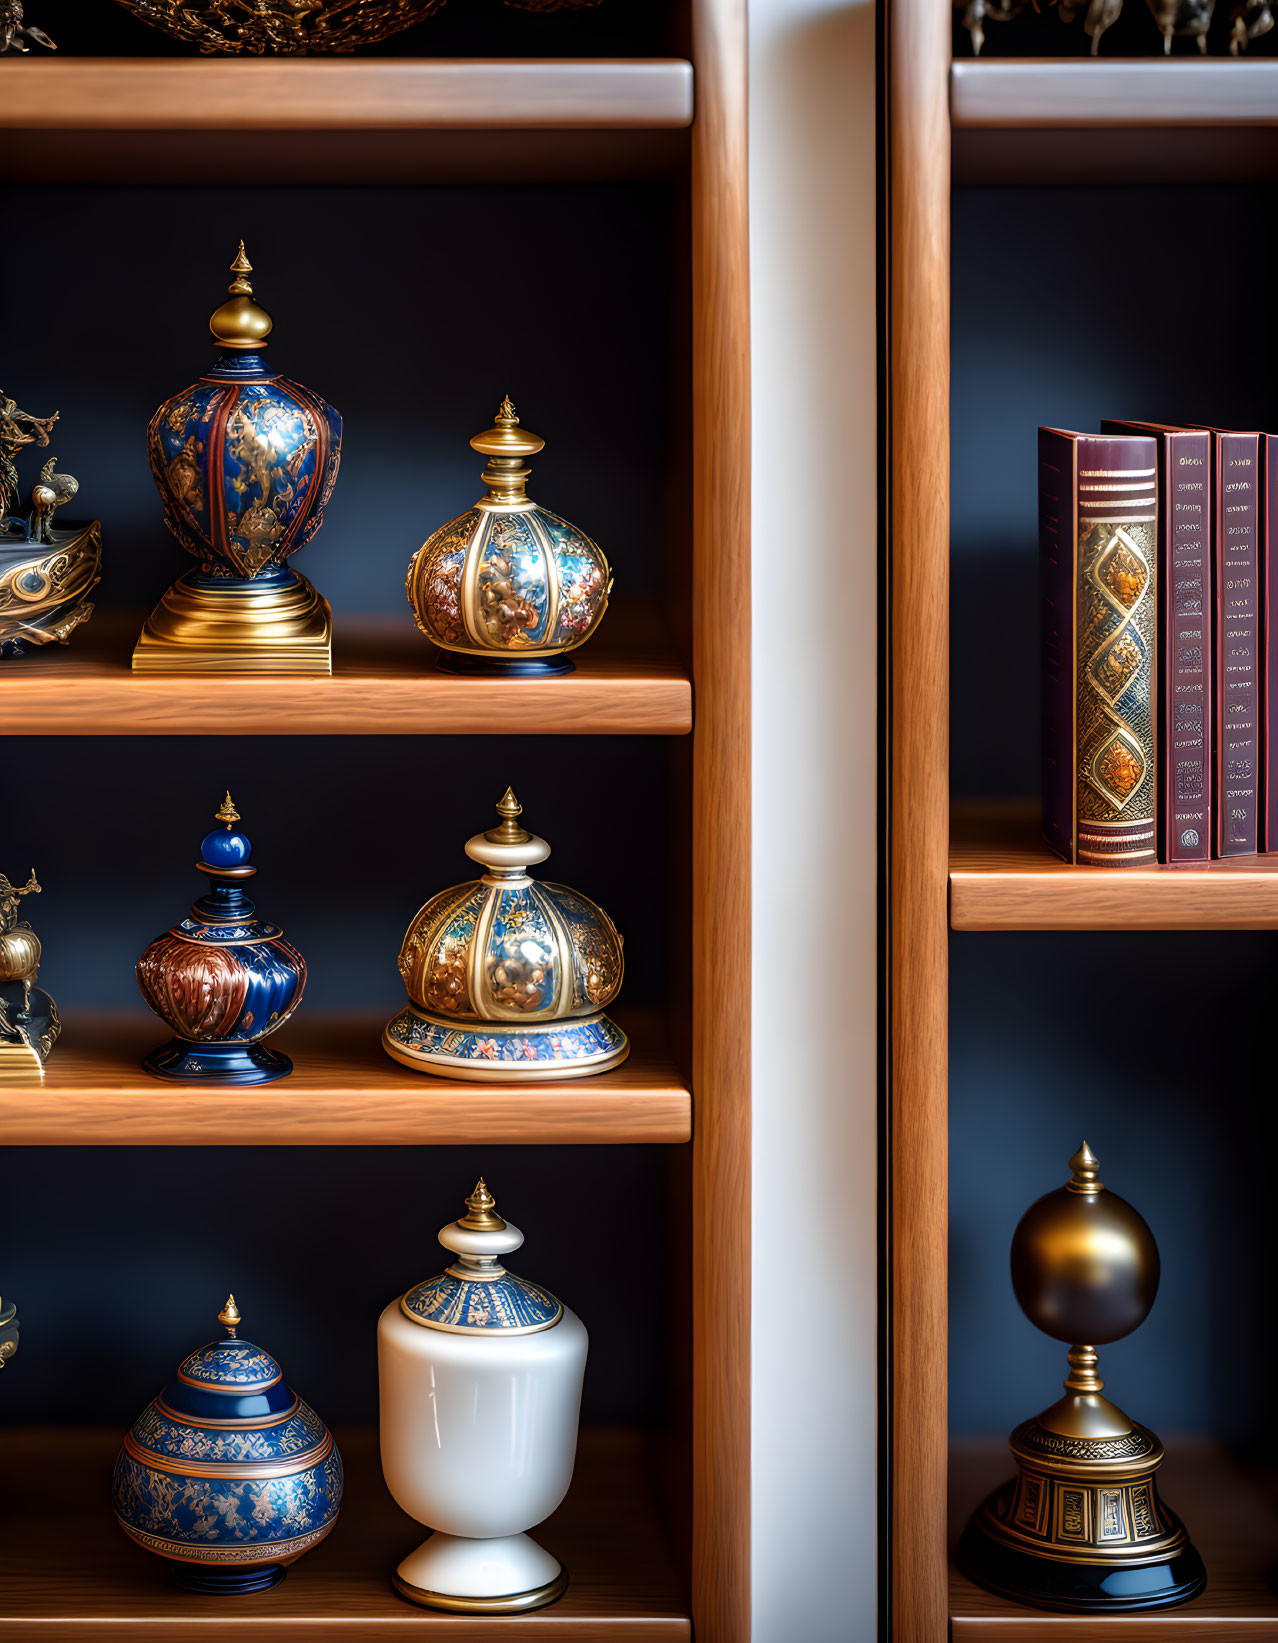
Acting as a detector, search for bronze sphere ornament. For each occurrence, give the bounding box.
[957,1142,1206,1614]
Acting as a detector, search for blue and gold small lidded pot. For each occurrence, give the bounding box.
[113,1295,342,1594]
[136,793,306,1084]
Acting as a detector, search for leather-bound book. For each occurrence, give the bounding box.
[1040,428,1158,867]
[1102,421,1211,865]
[1264,434,1278,850]
[1196,427,1262,857]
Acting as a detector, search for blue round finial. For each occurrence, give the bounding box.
[200,792,251,868]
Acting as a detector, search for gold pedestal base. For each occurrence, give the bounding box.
[132,570,332,676]
[391,1567,568,1614]
[0,1037,44,1084]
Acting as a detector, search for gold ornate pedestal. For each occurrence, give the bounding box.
[132,570,332,675]
[0,1034,44,1084]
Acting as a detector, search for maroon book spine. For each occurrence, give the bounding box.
[1103,422,1211,863]
[1265,434,1278,849]
[1214,431,1261,857]
[1040,428,1158,867]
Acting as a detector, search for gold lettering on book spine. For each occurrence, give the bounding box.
[1077,522,1156,826]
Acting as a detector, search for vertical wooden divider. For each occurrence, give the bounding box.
[886,0,951,1637]
[691,1,751,1640]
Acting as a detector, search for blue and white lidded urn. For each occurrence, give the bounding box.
[134,242,342,676]
[136,793,306,1084]
[113,1295,342,1594]
[405,397,611,676]
[383,788,628,1080]
[378,1180,587,1612]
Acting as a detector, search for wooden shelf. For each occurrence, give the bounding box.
[0,58,693,183]
[951,59,1278,183]
[950,800,1278,931]
[0,607,691,738]
[0,1011,689,1146]
[0,1426,689,1640]
[950,1437,1278,1636]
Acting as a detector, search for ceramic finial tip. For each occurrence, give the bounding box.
[459,1178,507,1232]
[496,395,518,423]
[1068,1140,1104,1194]
[228,242,254,295]
[218,1294,241,1335]
[216,791,240,830]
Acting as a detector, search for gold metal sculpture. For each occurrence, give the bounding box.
[957,1143,1205,1613]
[0,1,54,53]
[0,869,60,1082]
[111,0,600,55]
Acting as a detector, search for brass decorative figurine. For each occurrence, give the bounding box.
[406,398,611,676]
[384,789,628,1079]
[0,870,60,1082]
[111,0,600,55]
[958,1143,1205,1614]
[134,244,341,675]
[0,2,54,52]
[1,393,101,658]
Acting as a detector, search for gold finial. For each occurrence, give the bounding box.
[227,241,254,295]
[218,1294,241,1336]
[458,1178,507,1232]
[1067,1141,1104,1195]
[485,787,532,846]
[496,395,518,423]
[470,396,545,501]
[215,791,240,830]
[210,242,272,351]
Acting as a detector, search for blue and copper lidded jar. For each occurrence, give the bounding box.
[134,242,342,675]
[113,1295,342,1594]
[384,788,628,1079]
[405,398,611,676]
[136,793,306,1083]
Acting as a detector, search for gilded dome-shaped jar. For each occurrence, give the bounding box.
[135,242,341,675]
[405,398,611,676]
[136,793,306,1084]
[113,1296,342,1594]
[383,789,627,1079]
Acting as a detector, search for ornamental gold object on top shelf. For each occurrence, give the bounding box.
[0,2,54,52]
[134,243,341,675]
[113,1295,342,1594]
[111,0,601,55]
[1,394,101,658]
[384,789,627,1079]
[406,398,612,676]
[0,868,61,1082]
[957,1143,1206,1614]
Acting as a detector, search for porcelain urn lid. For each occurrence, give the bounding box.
[397,789,624,1026]
[405,397,612,665]
[401,1180,563,1336]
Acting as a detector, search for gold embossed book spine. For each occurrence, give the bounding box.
[1041,430,1158,867]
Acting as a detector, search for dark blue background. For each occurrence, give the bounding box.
[950,184,1278,1449]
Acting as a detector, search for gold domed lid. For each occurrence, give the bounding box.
[470,398,544,506]
[209,242,273,351]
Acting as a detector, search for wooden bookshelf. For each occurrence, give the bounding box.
[950,801,1278,931]
[0,1012,686,1146]
[950,1438,1278,1637]
[0,608,691,737]
[0,1426,689,1641]
[0,58,694,184]
[951,58,1278,184]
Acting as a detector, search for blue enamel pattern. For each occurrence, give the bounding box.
[538,507,609,645]
[480,514,551,644]
[487,885,557,1014]
[386,1007,627,1067]
[147,351,341,583]
[113,1327,342,1586]
[402,1271,562,1333]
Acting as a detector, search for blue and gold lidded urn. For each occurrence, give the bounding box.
[136,793,306,1083]
[134,242,342,676]
[113,1295,342,1594]
[405,398,612,675]
[384,788,628,1079]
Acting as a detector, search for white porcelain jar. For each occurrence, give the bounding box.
[377,1180,588,1613]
